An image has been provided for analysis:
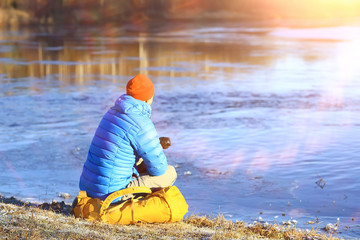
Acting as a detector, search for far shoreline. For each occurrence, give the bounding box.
[0,6,359,30]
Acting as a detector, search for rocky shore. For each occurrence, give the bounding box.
[0,194,339,240]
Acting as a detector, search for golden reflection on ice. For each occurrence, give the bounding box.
[0,27,278,87]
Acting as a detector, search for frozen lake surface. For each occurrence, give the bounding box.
[1,21,360,237]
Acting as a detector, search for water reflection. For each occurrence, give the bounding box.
[1,25,303,87]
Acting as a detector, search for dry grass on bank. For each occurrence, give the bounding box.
[0,201,340,240]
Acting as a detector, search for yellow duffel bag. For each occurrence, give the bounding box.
[71,186,188,225]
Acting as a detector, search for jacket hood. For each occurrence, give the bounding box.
[114,94,152,118]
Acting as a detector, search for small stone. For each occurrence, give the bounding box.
[58,192,71,199]
[184,171,192,176]
[316,177,326,189]
[175,164,180,168]
[282,221,291,226]
[325,223,335,232]
[282,213,286,216]
[306,221,315,224]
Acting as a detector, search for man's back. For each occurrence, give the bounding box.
[79,94,167,199]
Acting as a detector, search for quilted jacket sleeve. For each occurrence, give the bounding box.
[132,120,168,176]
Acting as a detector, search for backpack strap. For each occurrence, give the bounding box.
[100,187,152,216]
[78,190,88,198]
[130,198,135,224]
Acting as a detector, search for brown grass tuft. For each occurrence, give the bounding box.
[0,201,341,240]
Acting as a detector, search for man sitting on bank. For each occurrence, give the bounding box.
[79,74,177,200]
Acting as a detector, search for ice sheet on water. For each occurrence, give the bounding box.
[1,24,360,238]
[270,26,360,41]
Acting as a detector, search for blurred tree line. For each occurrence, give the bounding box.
[1,0,360,26]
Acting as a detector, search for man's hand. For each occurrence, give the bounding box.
[159,137,171,149]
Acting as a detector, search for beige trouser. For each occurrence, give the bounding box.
[127,165,177,189]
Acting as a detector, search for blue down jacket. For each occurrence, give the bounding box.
[79,94,168,199]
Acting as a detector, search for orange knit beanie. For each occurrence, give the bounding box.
[126,74,155,101]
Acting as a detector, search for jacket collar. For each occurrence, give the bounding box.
[114,94,152,118]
